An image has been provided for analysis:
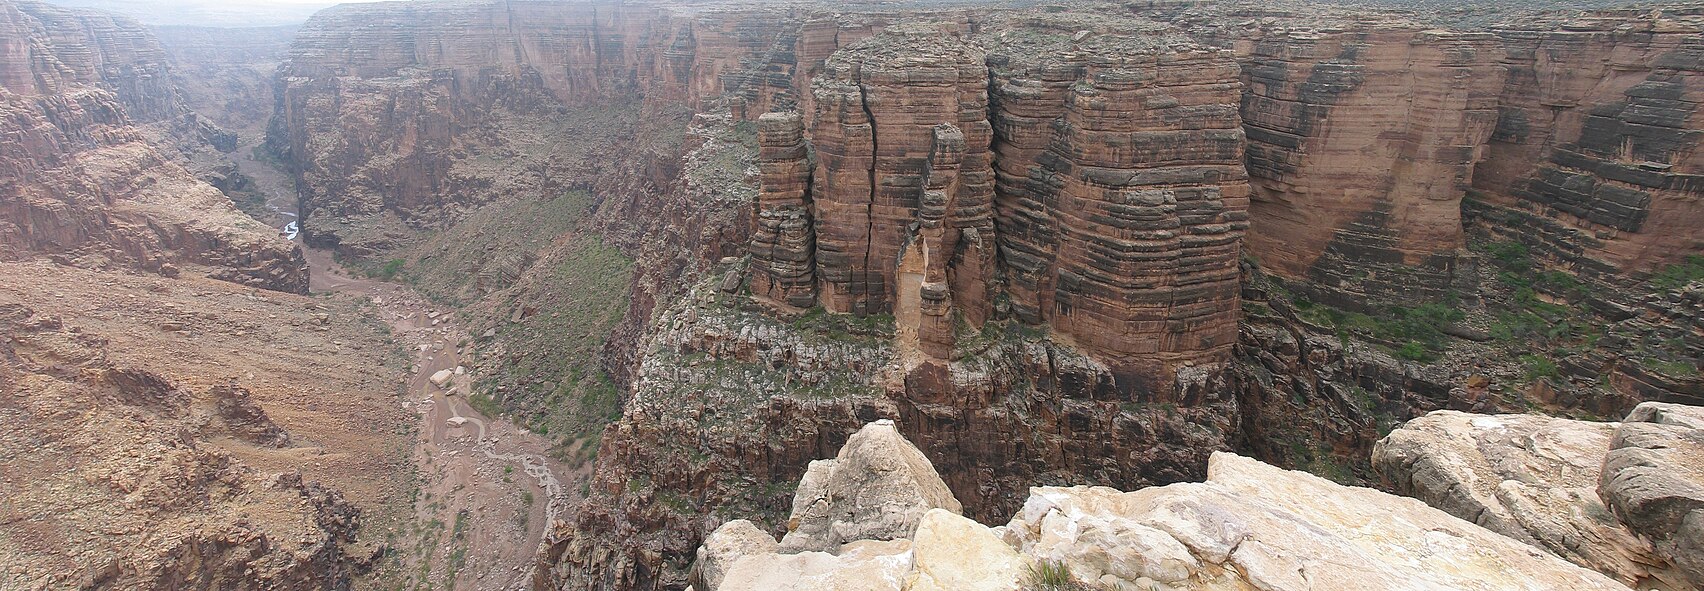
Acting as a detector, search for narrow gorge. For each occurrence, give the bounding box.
[0,0,1701,590]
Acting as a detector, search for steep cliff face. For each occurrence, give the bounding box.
[1231,23,1503,307]
[0,0,305,292]
[985,14,1248,388]
[154,24,297,132]
[749,14,1251,387]
[1474,12,1704,277]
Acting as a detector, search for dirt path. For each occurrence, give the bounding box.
[240,134,569,591]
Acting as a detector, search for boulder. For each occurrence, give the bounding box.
[1600,402,1704,588]
[690,520,780,591]
[717,539,914,591]
[1372,410,1671,587]
[905,509,1027,591]
[779,419,961,553]
[429,369,454,387]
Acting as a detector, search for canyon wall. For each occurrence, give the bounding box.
[260,2,1704,591]
[1473,12,1704,277]
[0,0,305,291]
[1165,8,1704,309]
[271,0,833,254]
[154,24,298,132]
[1233,25,1503,307]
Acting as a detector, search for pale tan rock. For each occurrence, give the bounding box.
[904,509,1027,591]
[1006,452,1629,591]
[779,420,962,553]
[691,520,780,591]
[1601,402,1704,589]
[1374,410,1674,588]
[718,539,913,591]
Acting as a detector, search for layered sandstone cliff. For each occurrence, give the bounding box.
[1474,12,1704,277]
[983,15,1248,387]
[1235,24,1502,307]
[0,0,305,291]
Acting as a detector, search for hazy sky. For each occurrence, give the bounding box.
[57,0,397,26]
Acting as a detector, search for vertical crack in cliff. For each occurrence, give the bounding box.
[858,80,879,313]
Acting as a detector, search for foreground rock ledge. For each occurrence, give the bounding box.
[692,422,1625,591]
[1375,404,1704,590]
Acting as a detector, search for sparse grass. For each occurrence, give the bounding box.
[1521,354,1559,381]
[1651,255,1704,291]
[1641,357,1699,377]
[1023,560,1113,591]
[1292,296,1461,362]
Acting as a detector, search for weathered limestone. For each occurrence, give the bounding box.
[905,509,1027,591]
[690,520,781,591]
[696,428,1630,591]
[1600,402,1704,588]
[718,539,915,591]
[778,419,963,553]
[750,111,818,308]
[1005,452,1628,591]
[1373,410,1678,588]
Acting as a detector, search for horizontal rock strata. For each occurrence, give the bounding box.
[0,0,305,291]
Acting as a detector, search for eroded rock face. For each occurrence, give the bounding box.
[806,23,993,327]
[1600,402,1704,588]
[778,420,962,553]
[695,433,1629,591]
[1004,452,1627,591]
[750,111,818,308]
[1473,13,1704,278]
[0,0,306,292]
[1232,25,1502,307]
[1373,410,1677,588]
[770,15,1250,385]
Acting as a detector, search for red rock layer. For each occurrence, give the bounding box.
[1473,13,1704,276]
[1235,26,1504,306]
[983,18,1249,388]
[749,111,816,307]
[806,24,992,323]
[0,0,305,292]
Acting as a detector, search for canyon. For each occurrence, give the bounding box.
[0,0,1701,590]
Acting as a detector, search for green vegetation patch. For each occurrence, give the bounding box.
[477,233,634,451]
[1292,296,1462,362]
[1651,255,1704,291]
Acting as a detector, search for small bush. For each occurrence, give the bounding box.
[1395,341,1430,361]
[1521,355,1559,380]
[375,258,406,280]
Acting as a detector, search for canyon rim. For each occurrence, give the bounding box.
[1,0,1702,590]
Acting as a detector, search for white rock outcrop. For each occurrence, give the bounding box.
[1372,410,1671,587]
[778,419,962,553]
[1600,402,1704,589]
[694,419,1632,591]
[1006,452,1626,591]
